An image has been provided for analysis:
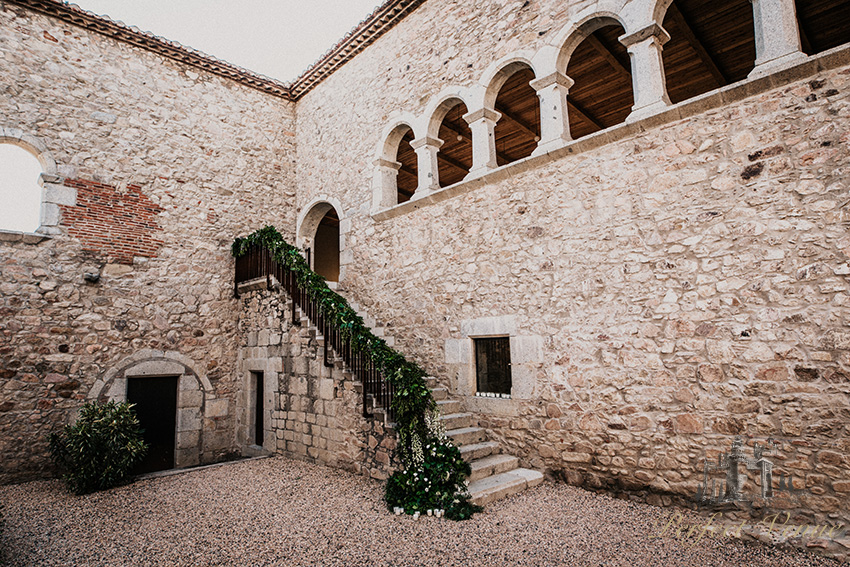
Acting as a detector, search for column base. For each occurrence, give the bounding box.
[748,51,808,79]
[531,137,570,157]
[411,186,438,200]
[626,99,672,123]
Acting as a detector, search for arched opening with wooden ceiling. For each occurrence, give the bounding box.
[395,127,418,203]
[795,0,850,56]
[493,65,541,166]
[566,21,634,140]
[436,100,472,187]
[298,200,343,283]
[313,207,340,283]
[660,0,756,105]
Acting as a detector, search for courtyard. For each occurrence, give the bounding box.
[0,456,840,566]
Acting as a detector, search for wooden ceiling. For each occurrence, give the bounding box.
[318,206,340,228]
[494,67,541,166]
[796,0,850,55]
[567,24,634,140]
[396,128,418,202]
[662,0,756,104]
[437,102,473,188]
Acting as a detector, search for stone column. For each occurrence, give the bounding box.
[463,107,501,177]
[620,23,672,123]
[410,136,443,198]
[530,72,574,156]
[749,0,806,78]
[371,157,401,210]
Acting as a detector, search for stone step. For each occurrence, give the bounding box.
[445,426,485,446]
[468,454,519,482]
[436,399,462,414]
[423,376,438,388]
[430,386,448,400]
[440,412,475,430]
[459,441,500,463]
[468,468,544,507]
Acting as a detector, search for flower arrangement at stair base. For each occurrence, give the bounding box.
[385,409,482,521]
[232,226,479,520]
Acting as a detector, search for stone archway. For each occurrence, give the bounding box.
[87,350,215,470]
[297,198,346,284]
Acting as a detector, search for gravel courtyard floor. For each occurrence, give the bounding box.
[0,456,840,566]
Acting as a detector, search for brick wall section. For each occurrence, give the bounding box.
[59,179,164,264]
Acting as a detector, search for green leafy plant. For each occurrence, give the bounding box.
[49,401,148,495]
[233,226,478,519]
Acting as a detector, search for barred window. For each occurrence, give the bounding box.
[474,337,511,396]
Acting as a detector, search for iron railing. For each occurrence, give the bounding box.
[235,244,394,420]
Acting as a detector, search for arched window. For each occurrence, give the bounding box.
[567,22,634,139]
[313,207,340,283]
[661,0,756,105]
[437,101,472,187]
[493,65,540,166]
[395,127,418,204]
[0,143,43,233]
[796,0,850,55]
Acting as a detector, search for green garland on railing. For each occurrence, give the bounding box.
[232,226,480,520]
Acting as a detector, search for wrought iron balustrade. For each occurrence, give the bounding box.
[235,244,394,420]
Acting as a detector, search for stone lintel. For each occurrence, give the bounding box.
[530,71,574,91]
[619,22,670,48]
[373,157,402,170]
[410,136,444,150]
[463,107,501,125]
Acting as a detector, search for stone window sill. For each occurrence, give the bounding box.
[0,228,52,244]
[372,43,850,222]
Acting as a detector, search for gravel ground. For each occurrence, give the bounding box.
[0,456,841,567]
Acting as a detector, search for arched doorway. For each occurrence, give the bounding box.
[298,200,344,284]
[313,207,340,282]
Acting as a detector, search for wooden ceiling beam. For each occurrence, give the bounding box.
[568,100,603,130]
[495,104,539,140]
[667,2,727,87]
[585,33,631,80]
[797,15,814,54]
[398,163,417,178]
[437,152,471,175]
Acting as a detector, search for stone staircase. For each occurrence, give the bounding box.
[340,300,545,506]
[427,377,544,506]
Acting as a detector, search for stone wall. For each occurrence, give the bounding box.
[0,3,297,481]
[293,0,850,527]
[236,287,397,480]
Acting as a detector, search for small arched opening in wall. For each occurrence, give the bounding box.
[563,18,634,139]
[297,199,345,284]
[795,0,850,56]
[394,126,418,203]
[490,63,541,166]
[0,132,60,234]
[434,99,473,188]
[88,351,215,473]
[660,0,756,105]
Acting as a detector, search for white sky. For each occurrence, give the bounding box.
[0,145,43,233]
[74,0,386,82]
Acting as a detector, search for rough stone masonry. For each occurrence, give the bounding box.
[0,0,848,550]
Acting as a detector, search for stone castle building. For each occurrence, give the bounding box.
[1,0,849,534]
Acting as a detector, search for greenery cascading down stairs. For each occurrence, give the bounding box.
[232,226,480,519]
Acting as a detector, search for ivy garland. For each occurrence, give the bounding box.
[232,226,480,520]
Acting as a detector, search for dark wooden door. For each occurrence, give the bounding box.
[127,376,178,474]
